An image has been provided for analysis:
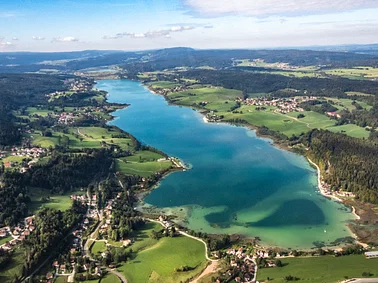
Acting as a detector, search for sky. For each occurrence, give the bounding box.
[1,0,378,52]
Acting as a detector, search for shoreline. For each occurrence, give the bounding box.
[307,157,368,248]
[104,79,367,250]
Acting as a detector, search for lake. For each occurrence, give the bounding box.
[100,79,356,249]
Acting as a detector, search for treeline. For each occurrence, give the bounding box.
[0,74,70,146]
[20,203,86,280]
[0,150,113,226]
[179,70,378,97]
[121,48,378,74]
[337,103,378,128]
[0,170,29,226]
[0,74,69,106]
[303,129,378,203]
[28,150,113,194]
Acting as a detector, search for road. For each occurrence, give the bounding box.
[343,279,378,283]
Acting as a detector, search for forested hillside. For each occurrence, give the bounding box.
[304,129,378,203]
[179,69,378,97]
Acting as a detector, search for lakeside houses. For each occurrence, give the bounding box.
[148,84,188,96]
[223,247,257,282]
[237,96,318,114]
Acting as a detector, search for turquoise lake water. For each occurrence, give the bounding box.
[99,79,356,249]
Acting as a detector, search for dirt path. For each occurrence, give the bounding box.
[190,261,221,283]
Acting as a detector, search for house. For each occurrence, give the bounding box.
[365,251,378,259]
[60,264,66,273]
[83,264,90,271]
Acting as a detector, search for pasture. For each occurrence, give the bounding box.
[119,222,207,283]
[167,87,242,112]
[115,157,172,177]
[28,187,83,213]
[257,255,378,283]
[324,66,378,80]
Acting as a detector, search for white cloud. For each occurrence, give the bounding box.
[185,0,378,17]
[103,25,195,40]
[0,41,12,46]
[32,36,45,40]
[52,37,80,42]
[12,37,19,41]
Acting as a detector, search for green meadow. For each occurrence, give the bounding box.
[324,66,378,80]
[28,187,84,213]
[29,127,134,150]
[100,273,121,283]
[167,86,242,112]
[118,223,207,283]
[0,236,12,245]
[257,255,378,283]
[91,241,107,255]
[148,81,180,89]
[115,158,172,177]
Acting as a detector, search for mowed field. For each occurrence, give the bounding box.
[324,66,378,80]
[148,81,180,89]
[27,187,84,213]
[115,158,172,177]
[28,126,134,150]
[257,255,378,283]
[159,83,370,138]
[167,86,242,112]
[118,222,207,283]
[115,150,173,177]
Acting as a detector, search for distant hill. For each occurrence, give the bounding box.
[1,45,378,73]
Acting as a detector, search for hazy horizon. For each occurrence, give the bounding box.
[1,0,378,52]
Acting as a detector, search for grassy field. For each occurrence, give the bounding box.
[324,66,378,80]
[0,249,24,283]
[125,222,161,253]
[119,222,207,283]
[326,124,370,138]
[346,91,375,97]
[326,97,373,111]
[148,81,180,89]
[0,236,12,245]
[29,127,134,150]
[26,107,52,117]
[257,255,378,283]
[91,241,107,255]
[100,273,120,283]
[1,155,26,164]
[115,158,172,177]
[28,187,83,213]
[125,150,165,162]
[167,86,242,112]
[221,106,311,137]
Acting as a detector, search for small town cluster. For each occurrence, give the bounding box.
[0,146,46,172]
[236,96,318,114]
[0,216,35,251]
[46,79,92,101]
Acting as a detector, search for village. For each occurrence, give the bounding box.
[236,96,319,114]
[45,78,93,101]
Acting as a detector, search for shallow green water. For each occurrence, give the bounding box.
[100,79,356,249]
